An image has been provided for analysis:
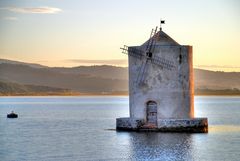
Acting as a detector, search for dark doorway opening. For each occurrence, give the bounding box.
[146,101,157,127]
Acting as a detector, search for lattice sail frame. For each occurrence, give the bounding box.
[121,45,176,71]
[120,26,176,85]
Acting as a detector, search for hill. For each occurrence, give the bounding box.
[0,81,77,96]
[0,63,128,93]
[0,59,47,68]
[195,69,240,90]
[51,65,128,79]
[0,59,239,95]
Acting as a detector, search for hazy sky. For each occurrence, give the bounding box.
[0,0,239,71]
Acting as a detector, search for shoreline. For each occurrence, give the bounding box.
[1,94,240,97]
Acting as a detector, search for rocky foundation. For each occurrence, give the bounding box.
[116,117,208,133]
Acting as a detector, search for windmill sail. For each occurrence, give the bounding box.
[121,45,144,59]
[121,25,176,86]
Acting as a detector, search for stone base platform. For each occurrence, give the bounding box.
[116,117,208,133]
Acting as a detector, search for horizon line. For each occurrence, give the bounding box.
[1,58,240,72]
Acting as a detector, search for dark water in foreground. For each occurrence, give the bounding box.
[0,96,240,161]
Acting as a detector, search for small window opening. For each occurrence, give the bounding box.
[179,54,182,64]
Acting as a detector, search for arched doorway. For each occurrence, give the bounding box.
[146,101,157,126]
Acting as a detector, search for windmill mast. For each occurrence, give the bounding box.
[160,19,165,31]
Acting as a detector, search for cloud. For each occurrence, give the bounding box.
[1,6,62,14]
[66,59,128,65]
[3,17,18,20]
[194,65,240,69]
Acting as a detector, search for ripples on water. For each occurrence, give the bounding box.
[0,96,240,161]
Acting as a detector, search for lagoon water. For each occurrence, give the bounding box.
[0,96,240,161]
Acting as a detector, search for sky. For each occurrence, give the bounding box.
[0,0,239,71]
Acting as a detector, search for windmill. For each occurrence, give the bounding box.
[116,22,208,133]
[121,26,175,86]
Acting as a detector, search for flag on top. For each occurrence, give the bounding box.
[161,20,165,24]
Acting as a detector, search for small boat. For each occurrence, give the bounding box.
[7,111,18,118]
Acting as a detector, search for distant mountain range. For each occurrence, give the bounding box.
[0,81,76,96]
[0,59,240,95]
[0,59,47,68]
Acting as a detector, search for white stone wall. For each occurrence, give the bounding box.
[129,45,194,120]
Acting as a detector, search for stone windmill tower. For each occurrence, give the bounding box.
[117,23,208,132]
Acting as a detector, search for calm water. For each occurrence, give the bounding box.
[0,96,240,161]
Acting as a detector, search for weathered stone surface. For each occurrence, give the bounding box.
[129,31,194,120]
[157,118,208,133]
[116,117,208,133]
[116,117,144,130]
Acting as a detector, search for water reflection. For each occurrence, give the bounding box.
[209,125,240,133]
[118,132,194,161]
